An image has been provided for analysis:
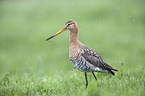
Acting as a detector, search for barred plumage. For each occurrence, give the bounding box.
[46,19,118,88]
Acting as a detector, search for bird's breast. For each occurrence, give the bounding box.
[69,47,82,61]
[69,46,94,72]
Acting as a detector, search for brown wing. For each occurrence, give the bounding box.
[81,48,118,75]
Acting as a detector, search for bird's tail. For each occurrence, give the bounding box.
[104,63,118,75]
[112,68,118,71]
[108,68,118,75]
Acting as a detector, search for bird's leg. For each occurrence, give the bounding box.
[85,72,88,89]
[92,72,97,81]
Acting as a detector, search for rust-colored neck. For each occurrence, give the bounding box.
[69,26,79,47]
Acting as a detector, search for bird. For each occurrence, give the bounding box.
[46,19,118,88]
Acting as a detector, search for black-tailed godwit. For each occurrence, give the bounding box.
[46,19,118,88]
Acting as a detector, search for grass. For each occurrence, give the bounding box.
[0,0,145,96]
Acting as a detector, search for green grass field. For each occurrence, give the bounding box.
[0,0,145,96]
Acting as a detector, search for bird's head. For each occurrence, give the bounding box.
[64,19,77,30]
[46,19,77,41]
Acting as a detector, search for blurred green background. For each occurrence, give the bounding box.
[0,0,145,95]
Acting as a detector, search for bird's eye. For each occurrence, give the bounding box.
[67,23,71,26]
[65,23,72,28]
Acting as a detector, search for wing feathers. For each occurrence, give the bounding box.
[81,48,118,73]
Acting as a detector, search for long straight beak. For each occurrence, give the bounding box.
[46,28,66,41]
